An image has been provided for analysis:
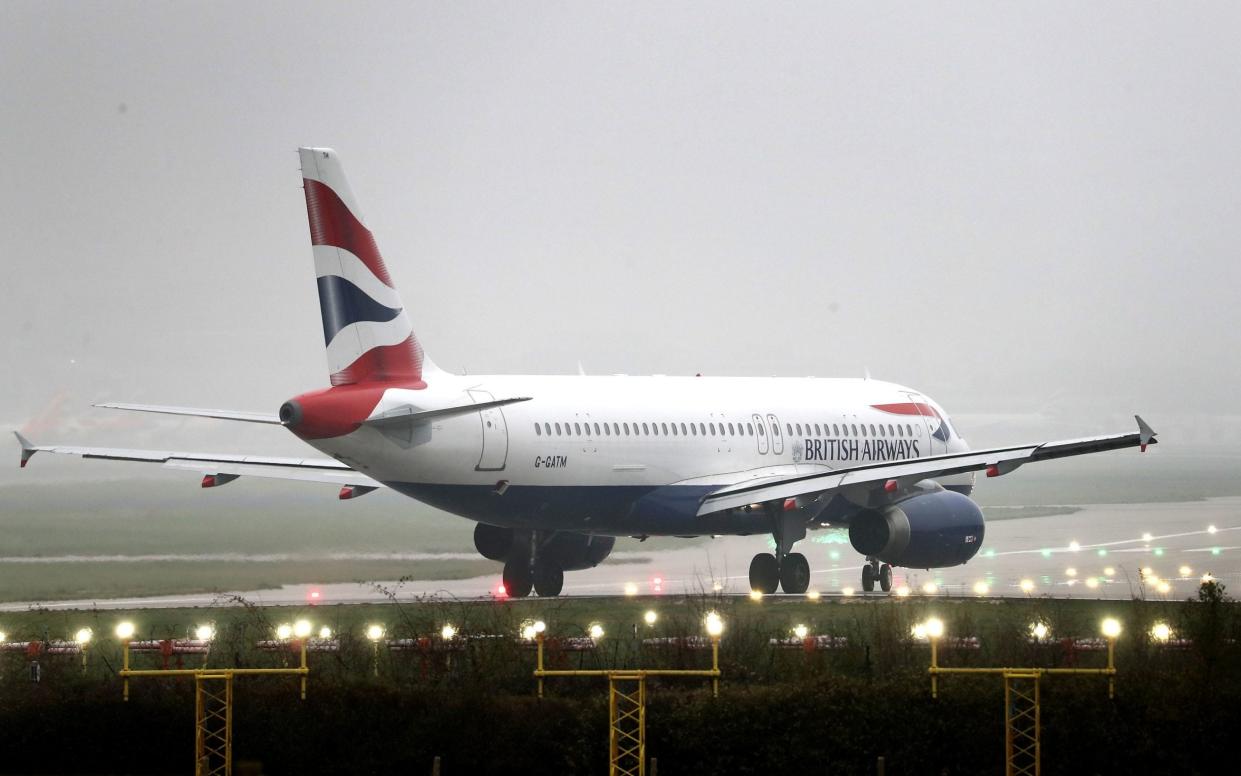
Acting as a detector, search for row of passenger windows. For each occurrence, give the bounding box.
[533,420,918,439]
[789,422,916,439]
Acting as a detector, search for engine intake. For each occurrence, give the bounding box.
[848,489,984,568]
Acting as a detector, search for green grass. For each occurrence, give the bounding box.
[0,559,504,603]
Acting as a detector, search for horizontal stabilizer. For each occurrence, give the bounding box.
[95,403,281,425]
[364,397,532,429]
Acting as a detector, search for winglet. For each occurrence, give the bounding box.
[1136,415,1156,452]
[14,431,37,468]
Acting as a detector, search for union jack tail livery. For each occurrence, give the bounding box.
[299,147,431,386]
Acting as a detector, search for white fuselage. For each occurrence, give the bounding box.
[300,374,972,537]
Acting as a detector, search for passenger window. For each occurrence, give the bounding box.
[908,424,914,436]
[680,423,688,436]
[642,423,649,435]
[756,423,763,436]
[795,423,802,436]
[571,422,578,435]
[786,423,793,436]
[555,423,562,436]
[535,423,542,436]
[851,424,858,436]
[604,423,611,436]
[879,425,885,437]
[690,424,697,436]
[708,423,715,435]
[888,424,894,437]
[897,424,903,437]
[623,423,630,435]
[593,423,601,436]
[869,424,876,436]
[661,423,668,435]
[814,424,820,436]
[699,423,706,435]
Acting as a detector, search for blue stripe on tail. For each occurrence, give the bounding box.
[316,275,402,345]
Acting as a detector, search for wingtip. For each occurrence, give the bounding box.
[1135,415,1157,451]
[14,431,35,468]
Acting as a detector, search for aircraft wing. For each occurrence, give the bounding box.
[13,432,380,490]
[697,415,1156,516]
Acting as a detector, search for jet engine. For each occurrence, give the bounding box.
[541,532,615,571]
[473,523,513,561]
[473,523,614,570]
[848,488,985,568]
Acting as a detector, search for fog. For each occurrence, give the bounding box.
[4,2,1241,484]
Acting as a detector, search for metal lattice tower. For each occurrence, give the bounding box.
[1004,671,1040,776]
[195,673,233,776]
[608,674,646,776]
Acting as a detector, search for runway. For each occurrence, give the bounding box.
[3,496,1238,611]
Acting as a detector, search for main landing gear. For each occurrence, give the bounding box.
[861,558,893,593]
[501,534,565,598]
[748,505,811,595]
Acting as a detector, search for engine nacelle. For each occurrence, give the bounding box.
[473,524,615,571]
[473,523,513,562]
[542,532,615,571]
[848,489,985,568]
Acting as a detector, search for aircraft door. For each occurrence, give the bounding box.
[767,414,785,455]
[752,413,769,455]
[904,392,943,457]
[468,389,510,471]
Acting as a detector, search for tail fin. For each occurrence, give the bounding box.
[299,147,433,387]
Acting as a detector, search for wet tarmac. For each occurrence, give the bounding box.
[4,496,1237,611]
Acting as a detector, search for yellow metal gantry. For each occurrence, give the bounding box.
[120,638,311,776]
[533,633,722,776]
[195,673,233,776]
[926,631,1118,776]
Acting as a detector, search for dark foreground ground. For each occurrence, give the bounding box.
[1,589,1238,775]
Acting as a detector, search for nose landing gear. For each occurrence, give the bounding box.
[861,558,893,593]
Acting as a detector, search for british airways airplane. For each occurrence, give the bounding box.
[15,148,1158,598]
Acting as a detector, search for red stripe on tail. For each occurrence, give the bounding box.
[303,178,393,287]
[330,336,425,387]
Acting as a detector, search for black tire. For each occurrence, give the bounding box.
[502,557,533,598]
[749,553,780,594]
[532,561,564,597]
[879,563,893,593]
[862,564,876,593]
[780,552,811,594]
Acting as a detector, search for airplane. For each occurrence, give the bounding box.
[15,147,1158,598]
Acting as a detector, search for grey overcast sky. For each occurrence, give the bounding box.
[3,1,1240,465]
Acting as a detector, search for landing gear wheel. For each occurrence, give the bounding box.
[879,563,893,593]
[532,562,564,597]
[749,553,780,594]
[861,564,876,593]
[779,552,811,594]
[502,557,533,598]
